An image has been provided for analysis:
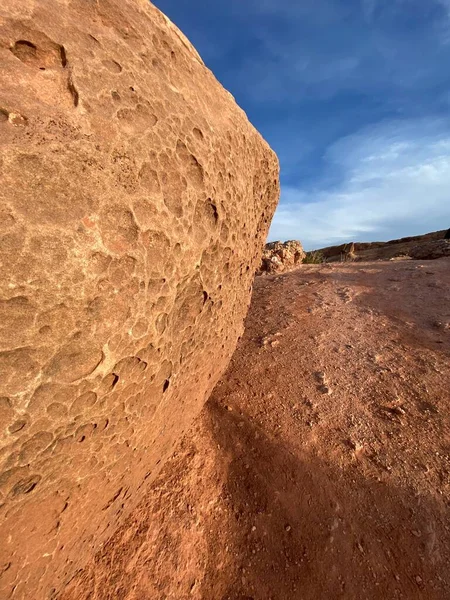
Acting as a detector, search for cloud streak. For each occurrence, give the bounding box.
[269,119,450,249]
[155,0,450,247]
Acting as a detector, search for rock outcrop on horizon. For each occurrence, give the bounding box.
[313,230,447,263]
[0,1,279,597]
[258,240,305,274]
[409,239,450,260]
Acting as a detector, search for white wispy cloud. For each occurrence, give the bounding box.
[269,119,450,249]
[157,0,450,250]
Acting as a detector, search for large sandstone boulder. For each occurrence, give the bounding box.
[0,1,279,597]
[258,240,305,274]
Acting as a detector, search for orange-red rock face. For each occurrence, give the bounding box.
[0,2,279,597]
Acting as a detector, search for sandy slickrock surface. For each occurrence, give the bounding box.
[62,258,450,600]
[0,1,279,597]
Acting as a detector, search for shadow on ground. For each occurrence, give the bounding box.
[202,400,449,600]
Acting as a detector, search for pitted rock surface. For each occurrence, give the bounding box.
[0,1,279,597]
[258,240,305,274]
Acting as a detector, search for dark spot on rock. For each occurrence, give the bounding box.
[60,45,67,68]
[193,127,204,141]
[10,40,37,62]
[8,420,27,434]
[12,475,41,496]
[102,487,123,510]
[68,76,79,107]
[208,199,219,224]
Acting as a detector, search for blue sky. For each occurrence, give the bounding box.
[154,0,450,249]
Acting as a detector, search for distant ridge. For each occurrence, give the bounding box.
[311,230,447,262]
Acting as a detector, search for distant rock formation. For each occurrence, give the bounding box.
[0,1,279,597]
[409,240,450,260]
[313,230,448,263]
[258,240,305,274]
[342,242,356,262]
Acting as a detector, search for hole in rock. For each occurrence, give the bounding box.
[12,475,41,496]
[193,127,204,140]
[60,45,67,67]
[209,200,219,223]
[11,40,37,62]
[8,420,26,434]
[68,77,79,107]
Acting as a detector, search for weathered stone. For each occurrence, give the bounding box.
[258,240,305,274]
[409,240,450,260]
[0,1,279,597]
[312,230,448,263]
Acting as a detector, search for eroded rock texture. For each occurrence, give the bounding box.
[0,1,279,597]
[258,240,305,274]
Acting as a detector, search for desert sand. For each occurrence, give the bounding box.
[62,257,450,600]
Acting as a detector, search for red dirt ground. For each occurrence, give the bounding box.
[62,258,450,600]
